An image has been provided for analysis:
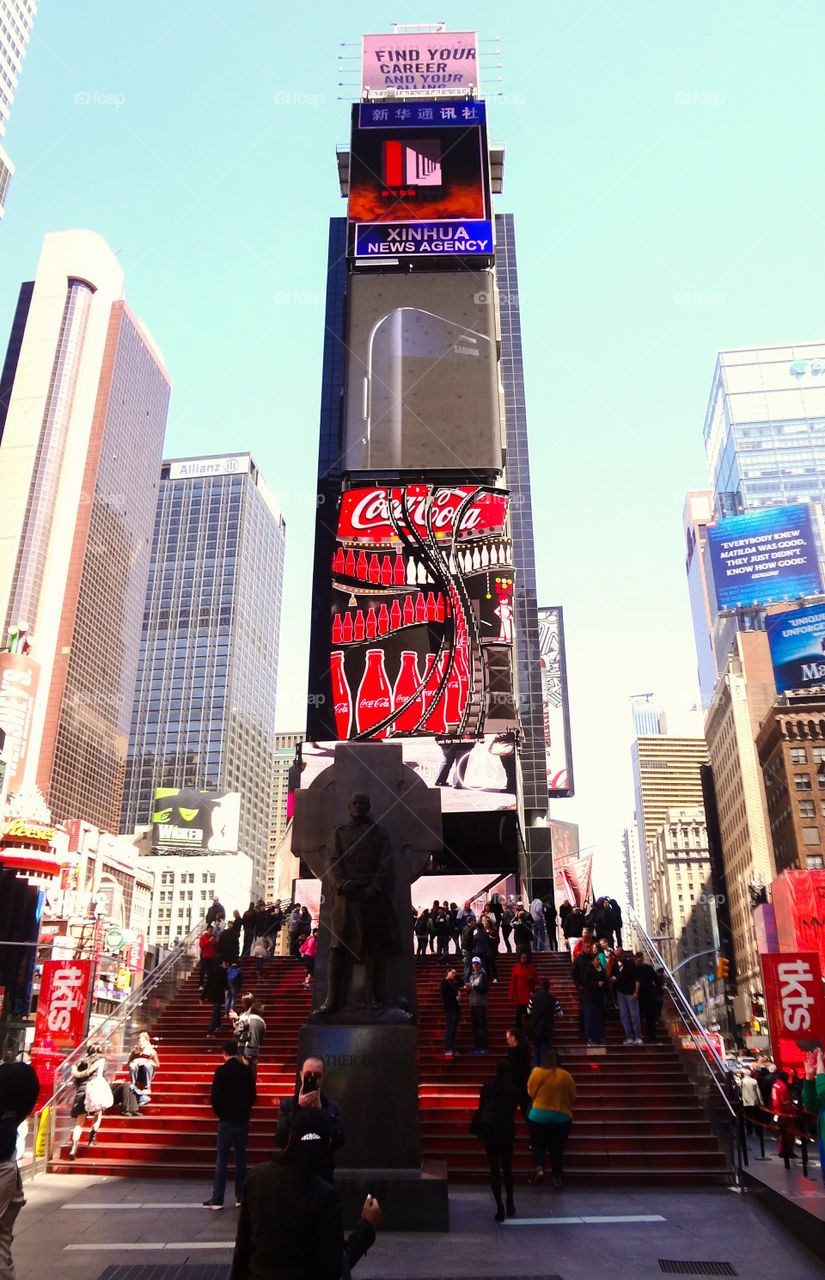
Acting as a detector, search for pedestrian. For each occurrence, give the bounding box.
[634,951,660,1042]
[448,903,461,955]
[471,921,492,979]
[288,904,303,957]
[739,1069,762,1136]
[68,1044,113,1158]
[202,1038,256,1210]
[0,1062,39,1280]
[460,914,477,981]
[300,929,318,987]
[582,951,607,1047]
[526,978,563,1067]
[231,995,266,1072]
[218,918,242,964]
[563,906,586,954]
[226,960,243,1014]
[275,1056,345,1183]
[241,901,256,956]
[500,900,515,953]
[414,908,431,957]
[614,950,643,1045]
[198,924,218,989]
[508,952,537,1028]
[441,967,462,1058]
[128,1032,160,1107]
[512,909,533,959]
[230,1107,379,1280]
[802,1049,825,1182]
[205,960,229,1038]
[434,910,452,962]
[252,934,269,979]
[471,1061,518,1223]
[465,957,489,1054]
[529,895,547,952]
[572,927,593,959]
[609,897,624,949]
[526,1050,576,1187]
[771,1069,796,1163]
[483,915,500,982]
[505,1027,532,1122]
[206,895,225,926]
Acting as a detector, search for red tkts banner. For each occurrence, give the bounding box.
[761,951,825,1072]
[771,869,825,975]
[33,959,92,1052]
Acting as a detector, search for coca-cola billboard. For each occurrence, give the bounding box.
[33,959,93,1052]
[329,483,517,741]
[761,951,825,1071]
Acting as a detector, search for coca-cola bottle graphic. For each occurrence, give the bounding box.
[356,648,391,738]
[454,639,470,719]
[366,605,378,639]
[332,614,343,644]
[330,651,352,740]
[368,553,380,583]
[389,598,402,630]
[345,548,356,578]
[342,613,354,643]
[421,653,438,722]
[425,651,448,733]
[380,555,392,586]
[356,549,368,580]
[353,611,366,642]
[377,602,390,635]
[392,650,425,733]
[393,550,406,586]
[402,595,415,626]
[443,647,463,726]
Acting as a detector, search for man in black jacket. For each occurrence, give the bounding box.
[205,960,229,1038]
[203,1039,257,1209]
[275,1057,345,1183]
[441,968,462,1057]
[206,896,225,926]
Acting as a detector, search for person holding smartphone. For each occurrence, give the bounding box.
[275,1057,344,1183]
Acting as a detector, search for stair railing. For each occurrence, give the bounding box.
[627,907,745,1187]
[25,917,205,1177]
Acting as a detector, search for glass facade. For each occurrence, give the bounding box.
[121,456,286,896]
[0,1,38,217]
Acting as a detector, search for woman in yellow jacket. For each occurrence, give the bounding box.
[526,1050,576,1188]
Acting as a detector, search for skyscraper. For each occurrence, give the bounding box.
[0,1,37,217]
[266,730,303,903]
[630,693,667,738]
[0,230,170,829]
[120,453,286,896]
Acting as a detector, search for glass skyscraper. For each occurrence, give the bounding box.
[120,454,286,895]
[0,1,37,216]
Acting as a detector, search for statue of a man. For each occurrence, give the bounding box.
[318,792,401,1014]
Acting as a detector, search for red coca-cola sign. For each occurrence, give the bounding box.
[338,486,509,544]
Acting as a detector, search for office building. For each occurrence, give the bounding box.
[0,230,170,830]
[141,849,253,948]
[621,823,644,920]
[756,696,825,874]
[631,734,708,929]
[630,694,667,738]
[120,454,286,896]
[703,631,777,1003]
[0,1,37,216]
[266,730,303,903]
[648,807,716,992]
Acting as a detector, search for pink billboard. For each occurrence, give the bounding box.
[361,32,479,95]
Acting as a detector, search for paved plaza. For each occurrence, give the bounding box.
[11,1173,821,1280]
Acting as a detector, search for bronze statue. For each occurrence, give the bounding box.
[318,793,401,1014]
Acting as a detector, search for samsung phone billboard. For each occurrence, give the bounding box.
[707,504,822,611]
[766,604,825,692]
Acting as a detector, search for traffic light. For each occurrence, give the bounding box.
[716,956,730,981]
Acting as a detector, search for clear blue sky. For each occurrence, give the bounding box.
[3,1,824,890]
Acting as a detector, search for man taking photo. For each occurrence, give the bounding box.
[276,1056,344,1183]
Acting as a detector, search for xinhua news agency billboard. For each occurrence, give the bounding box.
[707,503,822,611]
[361,32,479,95]
[347,101,491,260]
[766,603,825,692]
[152,788,240,851]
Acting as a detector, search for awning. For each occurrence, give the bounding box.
[0,845,63,878]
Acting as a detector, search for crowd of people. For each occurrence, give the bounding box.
[730,1047,825,1175]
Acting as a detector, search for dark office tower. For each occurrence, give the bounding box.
[120,454,286,896]
[0,231,170,830]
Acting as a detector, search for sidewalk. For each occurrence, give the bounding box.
[10,1173,822,1280]
[741,1133,825,1263]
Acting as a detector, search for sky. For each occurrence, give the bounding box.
[2,1,825,893]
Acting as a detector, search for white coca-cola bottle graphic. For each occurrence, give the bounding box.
[330,650,352,740]
[356,648,392,738]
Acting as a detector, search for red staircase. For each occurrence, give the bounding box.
[49,952,728,1183]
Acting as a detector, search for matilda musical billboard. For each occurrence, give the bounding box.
[328,483,517,743]
[766,603,825,693]
[707,503,822,611]
[347,102,492,260]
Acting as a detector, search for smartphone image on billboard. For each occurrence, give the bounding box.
[362,307,494,470]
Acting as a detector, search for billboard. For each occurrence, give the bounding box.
[347,102,491,260]
[0,651,40,792]
[152,788,241,851]
[761,951,825,1071]
[300,737,516,812]
[343,273,502,473]
[537,607,574,797]
[707,504,822,611]
[766,603,825,692]
[361,32,479,96]
[328,484,517,742]
[33,959,93,1052]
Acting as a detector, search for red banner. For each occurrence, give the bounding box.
[33,959,93,1053]
[771,869,825,974]
[338,485,508,544]
[761,951,825,1071]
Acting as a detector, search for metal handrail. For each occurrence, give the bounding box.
[628,907,736,1121]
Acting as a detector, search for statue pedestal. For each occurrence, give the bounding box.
[298,1023,449,1231]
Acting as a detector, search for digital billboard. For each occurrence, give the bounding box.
[766,603,825,692]
[347,102,491,260]
[342,273,502,473]
[152,788,241,851]
[300,737,516,813]
[329,484,517,742]
[361,32,479,96]
[537,607,574,797]
[707,503,822,611]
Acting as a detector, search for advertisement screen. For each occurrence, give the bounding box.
[0,651,40,792]
[361,32,479,96]
[766,603,825,692]
[707,504,822,611]
[152,788,241,851]
[329,484,517,742]
[343,273,502,473]
[348,103,491,259]
[537,607,574,797]
[300,737,516,812]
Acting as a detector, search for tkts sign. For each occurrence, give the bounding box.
[33,959,93,1052]
[338,485,508,544]
[761,952,825,1071]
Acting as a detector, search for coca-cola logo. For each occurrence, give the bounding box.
[339,486,508,541]
[359,697,391,709]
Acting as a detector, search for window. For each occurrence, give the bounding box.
[808,855,824,869]
[799,799,816,817]
[791,747,808,764]
[812,748,825,765]
[795,773,812,791]
[802,827,820,846]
